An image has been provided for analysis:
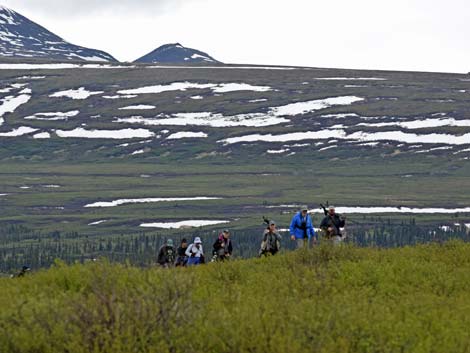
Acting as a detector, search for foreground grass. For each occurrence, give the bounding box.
[2,242,470,353]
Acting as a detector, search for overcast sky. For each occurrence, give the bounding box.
[2,0,470,73]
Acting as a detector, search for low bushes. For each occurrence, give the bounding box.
[2,242,470,353]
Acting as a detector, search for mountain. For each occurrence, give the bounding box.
[0,5,116,62]
[135,43,220,64]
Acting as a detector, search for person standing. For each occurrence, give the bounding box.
[290,206,316,248]
[175,238,189,267]
[212,229,233,261]
[320,206,346,245]
[185,237,205,266]
[259,220,282,256]
[157,239,176,268]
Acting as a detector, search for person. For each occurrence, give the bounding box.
[259,220,282,256]
[212,229,233,261]
[320,206,346,244]
[185,237,205,266]
[175,238,189,267]
[290,206,316,249]
[157,239,176,268]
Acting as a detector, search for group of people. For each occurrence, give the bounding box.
[157,229,233,267]
[156,205,346,267]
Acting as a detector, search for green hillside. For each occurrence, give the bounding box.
[2,242,470,353]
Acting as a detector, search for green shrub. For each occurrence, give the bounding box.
[2,242,470,352]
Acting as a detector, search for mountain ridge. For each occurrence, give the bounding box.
[135,43,221,64]
[0,5,117,62]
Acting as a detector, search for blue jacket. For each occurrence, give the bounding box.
[290,212,316,240]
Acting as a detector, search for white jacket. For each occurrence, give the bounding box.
[185,243,204,258]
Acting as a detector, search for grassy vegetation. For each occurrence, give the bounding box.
[2,241,470,353]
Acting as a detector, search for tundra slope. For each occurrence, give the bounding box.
[0,62,470,236]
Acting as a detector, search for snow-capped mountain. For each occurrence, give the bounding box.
[135,43,220,64]
[0,5,116,62]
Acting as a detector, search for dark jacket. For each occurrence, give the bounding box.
[320,214,346,236]
[157,245,176,265]
[213,234,233,257]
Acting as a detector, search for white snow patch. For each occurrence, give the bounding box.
[267,149,289,154]
[88,220,108,226]
[85,196,221,208]
[307,207,470,214]
[131,149,146,155]
[0,92,31,117]
[344,85,368,88]
[320,113,360,119]
[221,129,470,146]
[24,110,79,121]
[212,83,272,93]
[56,128,155,139]
[33,132,51,139]
[117,81,272,95]
[50,87,104,100]
[0,126,37,137]
[358,118,470,129]
[167,131,208,139]
[115,96,363,128]
[140,220,229,229]
[249,99,268,103]
[103,95,138,99]
[16,76,46,80]
[119,105,156,110]
[315,77,386,81]
[190,95,204,100]
[272,97,364,116]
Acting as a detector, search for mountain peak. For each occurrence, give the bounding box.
[0,6,116,62]
[135,43,221,64]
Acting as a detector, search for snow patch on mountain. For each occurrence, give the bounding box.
[119,105,156,110]
[24,110,79,121]
[0,126,37,137]
[55,128,155,139]
[167,131,208,139]
[50,87,104,100]
[115,96,363,128]
[140,220,229,229]
[117,82,272,95]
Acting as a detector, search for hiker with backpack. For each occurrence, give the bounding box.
[175,238,189,267]
[320,205,346,245]
[212,229,233,262]
[259,220,282,256]
[157,239,176,268]
[185,237,205,266]
[290,205,316,249]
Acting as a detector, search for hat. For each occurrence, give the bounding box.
[328,205,336,210]
[223,229,230,234]
[301,205,309,211]
[166,239,174,247]
[269,220,276,226]
[194,237,202,244]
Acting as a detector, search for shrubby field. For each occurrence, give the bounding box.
[2,241,470,353]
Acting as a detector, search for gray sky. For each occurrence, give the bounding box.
[3,0,470,73]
